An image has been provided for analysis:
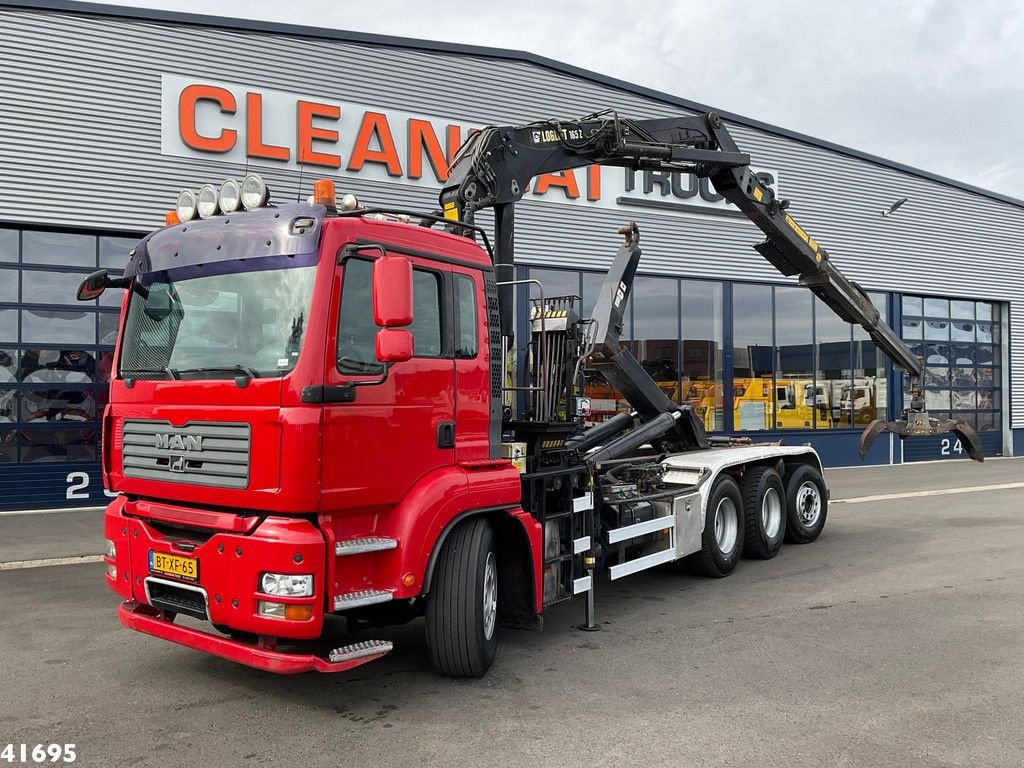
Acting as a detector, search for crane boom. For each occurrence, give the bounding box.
[439,111,983,462]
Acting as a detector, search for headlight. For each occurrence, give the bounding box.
[197,184,220,219]
[240,173,269,210]
[105,538,116,558]
[219,178,241,213]
[175,190,198,222]
[260,572,313,597]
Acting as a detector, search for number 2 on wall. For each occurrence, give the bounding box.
[940,438,964,456]
[66,471,118,500]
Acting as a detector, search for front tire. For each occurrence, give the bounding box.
[687,475,744,578]
[742,466,786,559]
[784,465,828,544]
[425,518,498,677]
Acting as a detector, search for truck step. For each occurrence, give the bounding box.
[328,639,394,663]
[333,589,394,611]
[335,537,398,556]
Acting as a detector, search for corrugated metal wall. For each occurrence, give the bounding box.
[1,5,1022,428]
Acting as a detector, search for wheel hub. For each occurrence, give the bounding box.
[796,481,822,527]
[762,487,782,539]
[482,551,497,641]
[714,497,738,555]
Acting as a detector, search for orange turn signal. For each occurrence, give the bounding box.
[313,178,336,208]
[284,604,314,621]
[165,210,181,226]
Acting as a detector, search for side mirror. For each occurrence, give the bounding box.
[376,328,413,363]
[76,269,130,301]
[372,255,413,327]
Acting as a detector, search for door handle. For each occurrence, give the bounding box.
[437,421,455,449]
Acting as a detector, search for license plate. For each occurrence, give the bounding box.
[149,550,199,582]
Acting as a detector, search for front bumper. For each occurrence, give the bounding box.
[105,497,327,641]
[118,602,390,674]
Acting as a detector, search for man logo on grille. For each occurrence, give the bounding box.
[169,456,186,473]
[154,433,203,451]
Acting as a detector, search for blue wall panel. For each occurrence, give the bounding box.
[0,462,110,511]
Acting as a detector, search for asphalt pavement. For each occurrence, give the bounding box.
[1,458,1022,768]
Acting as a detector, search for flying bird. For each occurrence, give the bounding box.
[881,197,909,217]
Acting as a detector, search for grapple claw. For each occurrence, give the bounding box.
[858,419,890,460]
[857,413,985,463]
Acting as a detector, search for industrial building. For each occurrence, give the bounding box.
[0,0,1020,509]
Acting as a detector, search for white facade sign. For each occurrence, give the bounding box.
[160,74,778,217]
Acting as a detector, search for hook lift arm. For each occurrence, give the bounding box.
[439,110,983,462]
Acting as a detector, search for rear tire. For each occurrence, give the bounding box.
[742,466,786,559]
[784,465,828,544]
[686,475,744,578]
[425,518,498,677]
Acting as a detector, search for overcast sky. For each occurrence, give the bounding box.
[95,0,1024,201]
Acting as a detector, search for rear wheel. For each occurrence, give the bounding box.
[686,475,744,578]
[784,465,828,544]
[742,466,786,559]
[425,518,498,677]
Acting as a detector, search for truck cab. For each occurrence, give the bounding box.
[98,189,536,674]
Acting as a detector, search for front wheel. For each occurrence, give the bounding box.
[425,518,498,677]
[784,465,828,544]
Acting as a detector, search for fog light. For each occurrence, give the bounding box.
[260,572,313,597]
[258,600,285,618]
[197,184,220,219]
[175,190,197,222]
[240,173,269,210]
[105,538,116,558]
[106,563,117,579]
[219,178,241,213]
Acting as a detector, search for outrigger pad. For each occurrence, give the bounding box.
[858,417,985,463]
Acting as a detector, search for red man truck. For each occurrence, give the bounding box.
[83,111,981,677]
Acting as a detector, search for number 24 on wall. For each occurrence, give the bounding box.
[66,471,118,500]
[940,438,964,456]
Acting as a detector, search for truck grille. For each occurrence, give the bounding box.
[121,420,250,489]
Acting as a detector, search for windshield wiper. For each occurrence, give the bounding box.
[120,367,178,380]
[169,365,261,380]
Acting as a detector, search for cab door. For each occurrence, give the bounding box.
[451,267,491,464]
[320,253,455,512]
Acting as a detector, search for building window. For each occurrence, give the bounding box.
[0,226,137,466]
[732,284,773,430]
[681,280,723,431]
[901,295,1001,433]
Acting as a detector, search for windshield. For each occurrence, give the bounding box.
[119,257,317,380]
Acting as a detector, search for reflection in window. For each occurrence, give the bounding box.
[99,236,139,270]
[681,280,723,431]
[18,350,96,383]
[815,296,852,429]
[22,271,92,306]
[454,275,477,358]
[409,270,443,357]
[99,312,119,345]
[22,231,95,267]
[901,294,1000,436]
[21,389,96,422]
[774,287,813,429]
[0,309,16,342]
[0,269,17,302]
[0,349,16,382]
[0,428,14,461]
[733,284,772,430]
[22,309,95,344]
[0,389,14,422]
[852,293,888,425]
[0,229,17,263]
[19,427,97,463]
[633,276,679,406]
